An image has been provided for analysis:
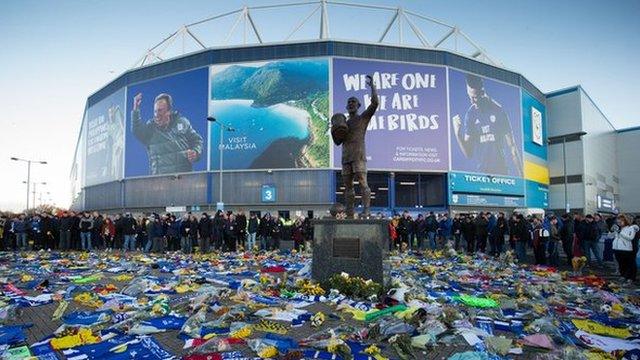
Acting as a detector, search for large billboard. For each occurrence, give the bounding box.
[209,58,330,170]
[125,68,208,177]
[449,68,523,177]
[85,88,125,186]
[332,58,448,171]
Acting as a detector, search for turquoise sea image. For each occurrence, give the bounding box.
[209,99,311,169]
[209,58,330,170]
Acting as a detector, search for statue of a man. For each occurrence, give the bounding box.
[331,75,378,218]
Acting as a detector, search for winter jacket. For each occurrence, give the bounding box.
[12,220,27,233]
[79,217,94,232]
[121,217,137,235]
[613,225,640,252]
[131,109,203,175]
[166,220,180,238]
[59,216,74,232]
[180,220,196,238]
[198,217,212,237]
[439,218,452,237]
[425,215,438,232]
[103,221,116,237]
[236,214,247,235]
[248,217,259,234]
[30,218,42,233]
[149,220,165,238]
[511,220,528,242]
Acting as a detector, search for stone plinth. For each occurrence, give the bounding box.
[311,218,386,284]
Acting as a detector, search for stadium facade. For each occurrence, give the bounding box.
[70,3,629,217]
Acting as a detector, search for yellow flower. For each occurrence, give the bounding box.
[364,345,380,354]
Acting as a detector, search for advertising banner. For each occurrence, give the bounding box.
[525,180,549,209]
[449,171,525,196]
[450,193,525,207]
[125,68,208,177]
[209,58,330,170]
[332,58,448,171]
[522,90,547,160]
[449,68,523,177]
[85,88,125,186]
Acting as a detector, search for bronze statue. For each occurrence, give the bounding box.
[332,75,378,218]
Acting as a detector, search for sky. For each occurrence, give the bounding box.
[0,0,638,211]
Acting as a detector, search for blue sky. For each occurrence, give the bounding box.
[0,0,638,210]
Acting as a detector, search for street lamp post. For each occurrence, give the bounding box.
[32,182,47,209]
[11,157,47,211]
[207,117,235,208]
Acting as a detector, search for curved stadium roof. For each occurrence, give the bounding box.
[132,0,501,69]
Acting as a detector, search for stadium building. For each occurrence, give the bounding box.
[70,2,628,217]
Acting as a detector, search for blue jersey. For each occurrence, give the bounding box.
[462,97,512,175]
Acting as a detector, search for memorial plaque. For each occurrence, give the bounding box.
[311,219,386,283]
[332,238,360,259]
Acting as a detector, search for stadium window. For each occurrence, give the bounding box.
[394,173,419,208]
[418,174,445,207]
[335,171,388,208]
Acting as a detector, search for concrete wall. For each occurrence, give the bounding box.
[617,129,640,213]
[579,89,618,214]
[546,89,585,212]
[547,89,582,137]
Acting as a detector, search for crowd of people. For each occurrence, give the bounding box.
[0,210,313,254]
[386,210,640,282]
[1,208,639,282]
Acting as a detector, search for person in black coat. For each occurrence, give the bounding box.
[212,211,225,251]
[495,212,508,255]
[397,211,410,249]
[247,213,259,251]
[236,212,247,250]
[223,213,237,252]
[270,214,283,251]
[560,213,574,266]
[58,212,74,251]
[258,214,271,251]
[198,213,212,253]
[474,213,489,253]
[452,215,463,251]
[462,216,475,254]
[512,214,529,262]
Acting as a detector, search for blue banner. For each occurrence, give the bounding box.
[449,172,525,196]
[450,193,525,207]
[449,69,523,177]
[525,180,549,208]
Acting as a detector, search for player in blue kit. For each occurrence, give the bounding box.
[452,74,522,176]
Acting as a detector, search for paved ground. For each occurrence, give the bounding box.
[2,250,633,359]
